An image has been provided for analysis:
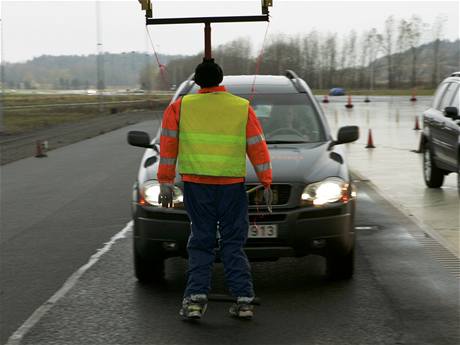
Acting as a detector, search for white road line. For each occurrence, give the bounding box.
[6,221,133,345]
[352,169,459,259]
[357,191,372,201]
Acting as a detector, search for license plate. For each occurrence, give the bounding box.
[248,224,278,238]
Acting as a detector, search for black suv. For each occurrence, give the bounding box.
[128,71,359,283]
[422,72,460,191]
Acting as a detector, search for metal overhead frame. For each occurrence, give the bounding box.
[139,0,272,59]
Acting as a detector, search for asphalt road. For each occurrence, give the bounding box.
[0,119,160,344]
[7,182,460,345]
[2,115,459,345]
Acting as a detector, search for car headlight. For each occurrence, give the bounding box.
[139,180,184,208]
[301,177,350,206]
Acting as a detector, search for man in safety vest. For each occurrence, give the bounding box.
[157,59,272,320]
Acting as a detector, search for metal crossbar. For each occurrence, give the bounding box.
[141,1,272,59]
[147,15,269,25]
[208,294,261,305]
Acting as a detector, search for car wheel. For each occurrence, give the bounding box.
[326,248,354,280]
[134,243,165,284]
[457,163,460,196]
[422,143,444,188]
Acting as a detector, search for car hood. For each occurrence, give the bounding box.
[246,142,348,184]
[139,142,349,185]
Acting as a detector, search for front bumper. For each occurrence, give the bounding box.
[133,200,355,260]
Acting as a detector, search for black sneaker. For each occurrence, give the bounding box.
[229,297,254,320]
[179,294,208,320]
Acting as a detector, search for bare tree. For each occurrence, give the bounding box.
[430,15,446,87]
[139,63,158,90]
[406,15,425,87]
[396,19,410,87]
[301,31,320,88]
[214,37,252,75]
[377,16,396,88]
[358,31,370,88]
[321,33,338,87]
[347,30,358,87]
[338,35,349,86]
[261,35,286,75]
[364,28,380,90]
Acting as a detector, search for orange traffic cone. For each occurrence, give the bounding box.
[365,129,375,149]
[322,95,330,103]
[345,95,354,108]
[35,140,47,158]
[413,116,421,130]
[410,88,417,102]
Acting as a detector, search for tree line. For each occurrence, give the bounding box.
[3,52,184,90]
[4,15,458,91]
[153,15,459,90]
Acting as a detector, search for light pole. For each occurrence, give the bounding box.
[96,0,105,112]
[0,16,5,134]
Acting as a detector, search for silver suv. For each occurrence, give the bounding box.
[422,72,460,192]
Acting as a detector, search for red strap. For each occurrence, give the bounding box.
[250,21,271,101]
[146,26,170,89]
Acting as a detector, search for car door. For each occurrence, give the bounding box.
[434,83,460,169]
[425,82,449,159]
[426,83,452,165]
[441,83,460,169]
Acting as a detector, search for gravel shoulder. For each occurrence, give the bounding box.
[0,110,162,165]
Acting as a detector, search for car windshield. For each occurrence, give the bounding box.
[239,94,326,143]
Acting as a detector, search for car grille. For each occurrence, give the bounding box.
[246,184,291,206]
[248,213,287,223]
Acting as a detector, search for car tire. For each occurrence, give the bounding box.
[423,142,444,188]
[457,163,460,196]
[326,248,354,280]
[134,244,165,284]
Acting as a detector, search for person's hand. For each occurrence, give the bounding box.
[263,187,273,213]
[159,183,174,208]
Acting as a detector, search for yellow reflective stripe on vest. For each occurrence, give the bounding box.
[178,92,249,177]
[180,132,244,145]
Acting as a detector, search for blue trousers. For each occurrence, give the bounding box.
[183,182,254,298]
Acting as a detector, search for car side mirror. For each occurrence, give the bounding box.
[127,131,154,148]
[328,126,359,150]
[444,107,459,120]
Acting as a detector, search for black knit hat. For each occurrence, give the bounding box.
[194,58,224,88]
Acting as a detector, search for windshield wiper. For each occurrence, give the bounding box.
[266,140,309,144]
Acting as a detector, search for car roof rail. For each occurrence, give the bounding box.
[180,73,196,94]
[186,72,195,82]
[286,70,300,80]
[285,70,307,93]
[451,71,460,77]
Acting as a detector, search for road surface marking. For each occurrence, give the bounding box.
[6,221,133,345]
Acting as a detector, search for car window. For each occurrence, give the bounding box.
[448,84,459,109]
[432,82,449,110]
[239,94,326,143]
[438,83,459,111]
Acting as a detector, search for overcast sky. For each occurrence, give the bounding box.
[1,0,459,63]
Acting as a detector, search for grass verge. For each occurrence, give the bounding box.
[3,94,170,134]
